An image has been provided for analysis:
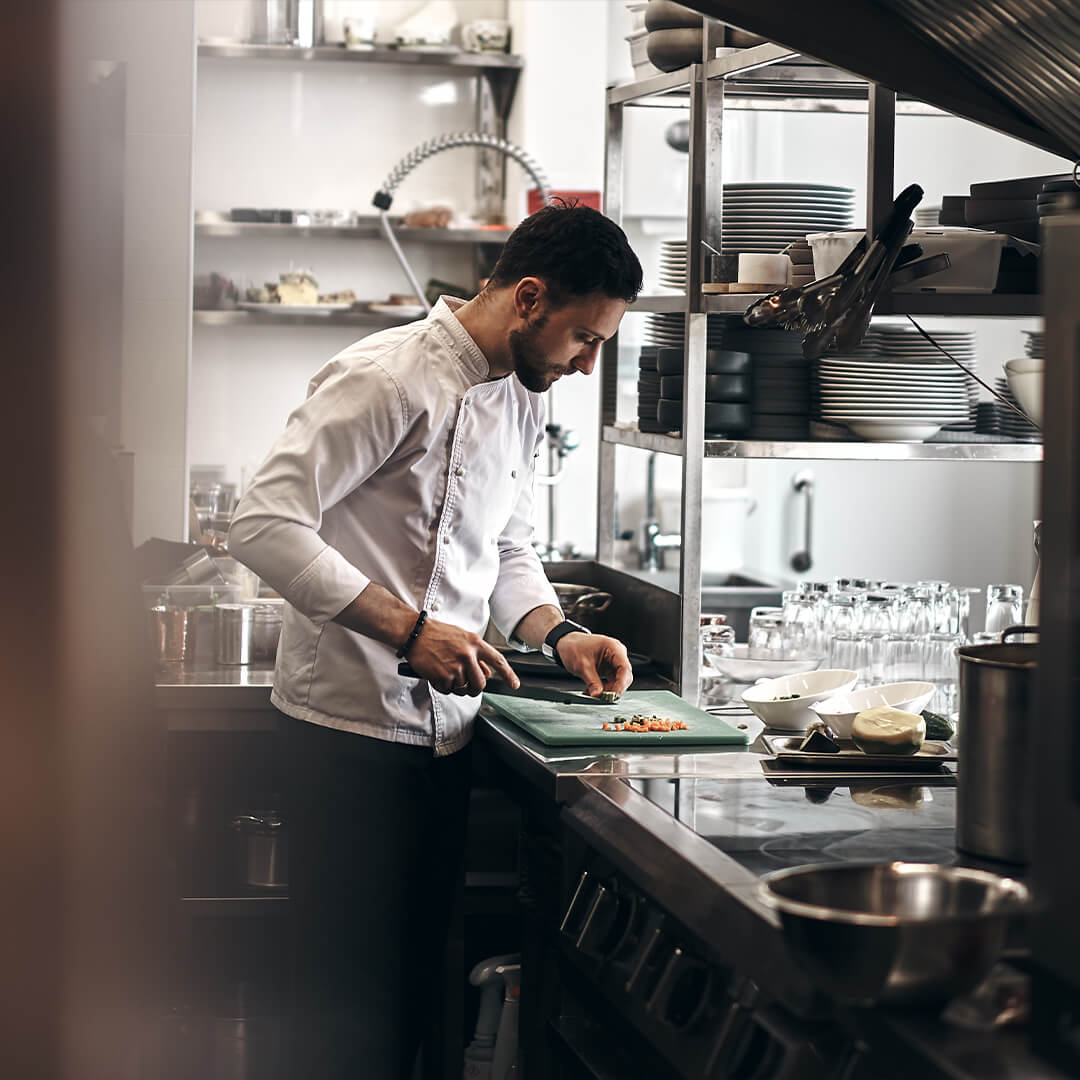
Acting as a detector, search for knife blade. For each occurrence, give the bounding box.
[397,663,619,705]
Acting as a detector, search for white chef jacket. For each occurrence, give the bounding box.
[228,296,559,755]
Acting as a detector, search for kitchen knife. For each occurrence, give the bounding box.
[397,663,619,705]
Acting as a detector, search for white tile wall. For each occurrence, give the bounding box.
[62,0,196,545]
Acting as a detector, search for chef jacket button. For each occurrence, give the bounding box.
[431,600,441,611]
[455,466,465,477]
[511,469,517,478]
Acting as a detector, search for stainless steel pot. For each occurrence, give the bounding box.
[956,626,1038,864]
[231,812,287,889]
[550,583,613,628]
[216,601,283,665]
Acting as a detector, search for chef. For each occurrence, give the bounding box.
[228,203,643,1078]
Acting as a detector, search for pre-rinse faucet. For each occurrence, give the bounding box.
[638,452,681,571]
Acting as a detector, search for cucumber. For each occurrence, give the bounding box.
[921,709,955,742]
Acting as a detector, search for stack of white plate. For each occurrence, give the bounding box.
[658,238,689,289]
[644,311,727,347]
[721,183,856,255]
[989,377,1042,441]
[817,358,971,442]
[873,326,978,426]
[1023,329,1044,359]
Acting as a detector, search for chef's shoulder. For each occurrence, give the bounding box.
[304,321,428,402]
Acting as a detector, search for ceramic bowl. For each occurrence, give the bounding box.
[1004,357,1043,426]
[809,681,935,738]
[741,669,858,731]
[704,645,823,684]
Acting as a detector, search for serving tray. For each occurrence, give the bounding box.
[762,733,956,769]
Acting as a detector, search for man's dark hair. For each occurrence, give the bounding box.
[486,201,643,304]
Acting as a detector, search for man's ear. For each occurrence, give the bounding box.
[512,277,545,319]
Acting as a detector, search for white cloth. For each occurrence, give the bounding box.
[228,297,559,755]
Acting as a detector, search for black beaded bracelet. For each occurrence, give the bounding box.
[396,609,428,659]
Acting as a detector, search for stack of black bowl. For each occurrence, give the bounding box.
[638,346,665,433]
[655,346,752,437]
[722,320,812,440]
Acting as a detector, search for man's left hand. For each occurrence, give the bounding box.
[554,633,633,698]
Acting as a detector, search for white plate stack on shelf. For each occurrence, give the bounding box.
[986,378,1042,441]
[721,183,856,254]
[1023,328,1044,360]
[643,311,727,348]
[816,355,971,443]
[657,238,690,290]
[872,325,978,430]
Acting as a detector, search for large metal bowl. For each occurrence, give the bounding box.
[759,862,1030,1006]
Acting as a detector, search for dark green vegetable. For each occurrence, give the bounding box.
[922,709,955,742]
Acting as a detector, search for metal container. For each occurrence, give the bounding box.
[956,626,1038,864]
[231,812,287,889]
[249,0,298,44]
[550,583,613,629]
[759,861,1030,1005]
[215,602,282,665]
[148,605,190,662]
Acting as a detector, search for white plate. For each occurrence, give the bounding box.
[368,303,427,318]
[848,421,943,442]
[237,301,351,315]
[818,363,968,376]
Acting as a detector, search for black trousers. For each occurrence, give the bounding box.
[286,714,473,1079]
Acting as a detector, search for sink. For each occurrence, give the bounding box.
[620,568,785,640]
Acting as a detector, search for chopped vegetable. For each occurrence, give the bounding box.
[602,713,689,733]
[851,706,926,756]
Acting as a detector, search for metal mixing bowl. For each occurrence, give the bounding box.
[758,862,1030,1006]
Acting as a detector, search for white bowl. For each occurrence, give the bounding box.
[704,645,824,684]
[1004,358,1043,426]
[809,681,935,738]
[741,670,858,731]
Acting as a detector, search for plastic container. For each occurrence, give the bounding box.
[807,228,1007,293]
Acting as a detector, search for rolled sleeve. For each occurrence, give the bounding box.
[488,437,559,641]
[227,355,407,626]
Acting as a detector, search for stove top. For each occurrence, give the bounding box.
[631,774,957,877]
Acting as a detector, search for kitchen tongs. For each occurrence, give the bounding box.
[744,184,944,360]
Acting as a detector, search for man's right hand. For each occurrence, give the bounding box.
[406,618,520,697]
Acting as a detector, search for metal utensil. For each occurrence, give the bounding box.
[396,663,617,704]
[759,861,1030,1005]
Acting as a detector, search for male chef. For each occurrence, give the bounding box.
[228,202,643,1078]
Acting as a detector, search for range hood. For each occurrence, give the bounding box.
[691,0,1080,160]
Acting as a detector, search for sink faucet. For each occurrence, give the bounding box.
[638,452,681,571]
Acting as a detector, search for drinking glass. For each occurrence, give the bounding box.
[748,608,784,658]
[830,632,872,684]
[924,632,963,719]
[780,589,802,626]
[898,587,934,638]
[862,594,896,635]
[823,593,859,637]
[858,630,890,685]
[918,580,957,634]
[884,633,923,683]
[985,584,1023,636]
[798,582,830,606]
[783,597,821,659]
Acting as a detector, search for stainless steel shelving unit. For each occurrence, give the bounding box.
[194,212,512,246]
[193,308,418,329]
[598,31,1045,702]
[197,41,522,72]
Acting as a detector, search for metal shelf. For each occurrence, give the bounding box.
[632,293,1042,318]
[194,213,511,245]
[194,308,416,328]
[603,424,1043,462]
[197,41,522,71]
[179,896,289,917]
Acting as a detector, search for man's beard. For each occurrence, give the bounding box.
[509,314,558,393]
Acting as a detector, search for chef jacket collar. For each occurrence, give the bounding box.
[432,295,494,383]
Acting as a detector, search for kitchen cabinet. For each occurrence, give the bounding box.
[598,37,1047,698]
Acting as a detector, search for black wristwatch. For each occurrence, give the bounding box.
[541,619,591,668]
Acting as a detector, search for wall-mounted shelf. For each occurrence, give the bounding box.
[197,41,522,72]
[194,309,417,329]
[194,212,511,246]
[630,293,1042,317]
[603,423,1043,462]
[180,896,289,918]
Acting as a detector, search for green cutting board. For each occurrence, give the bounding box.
[483,690,749,747]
